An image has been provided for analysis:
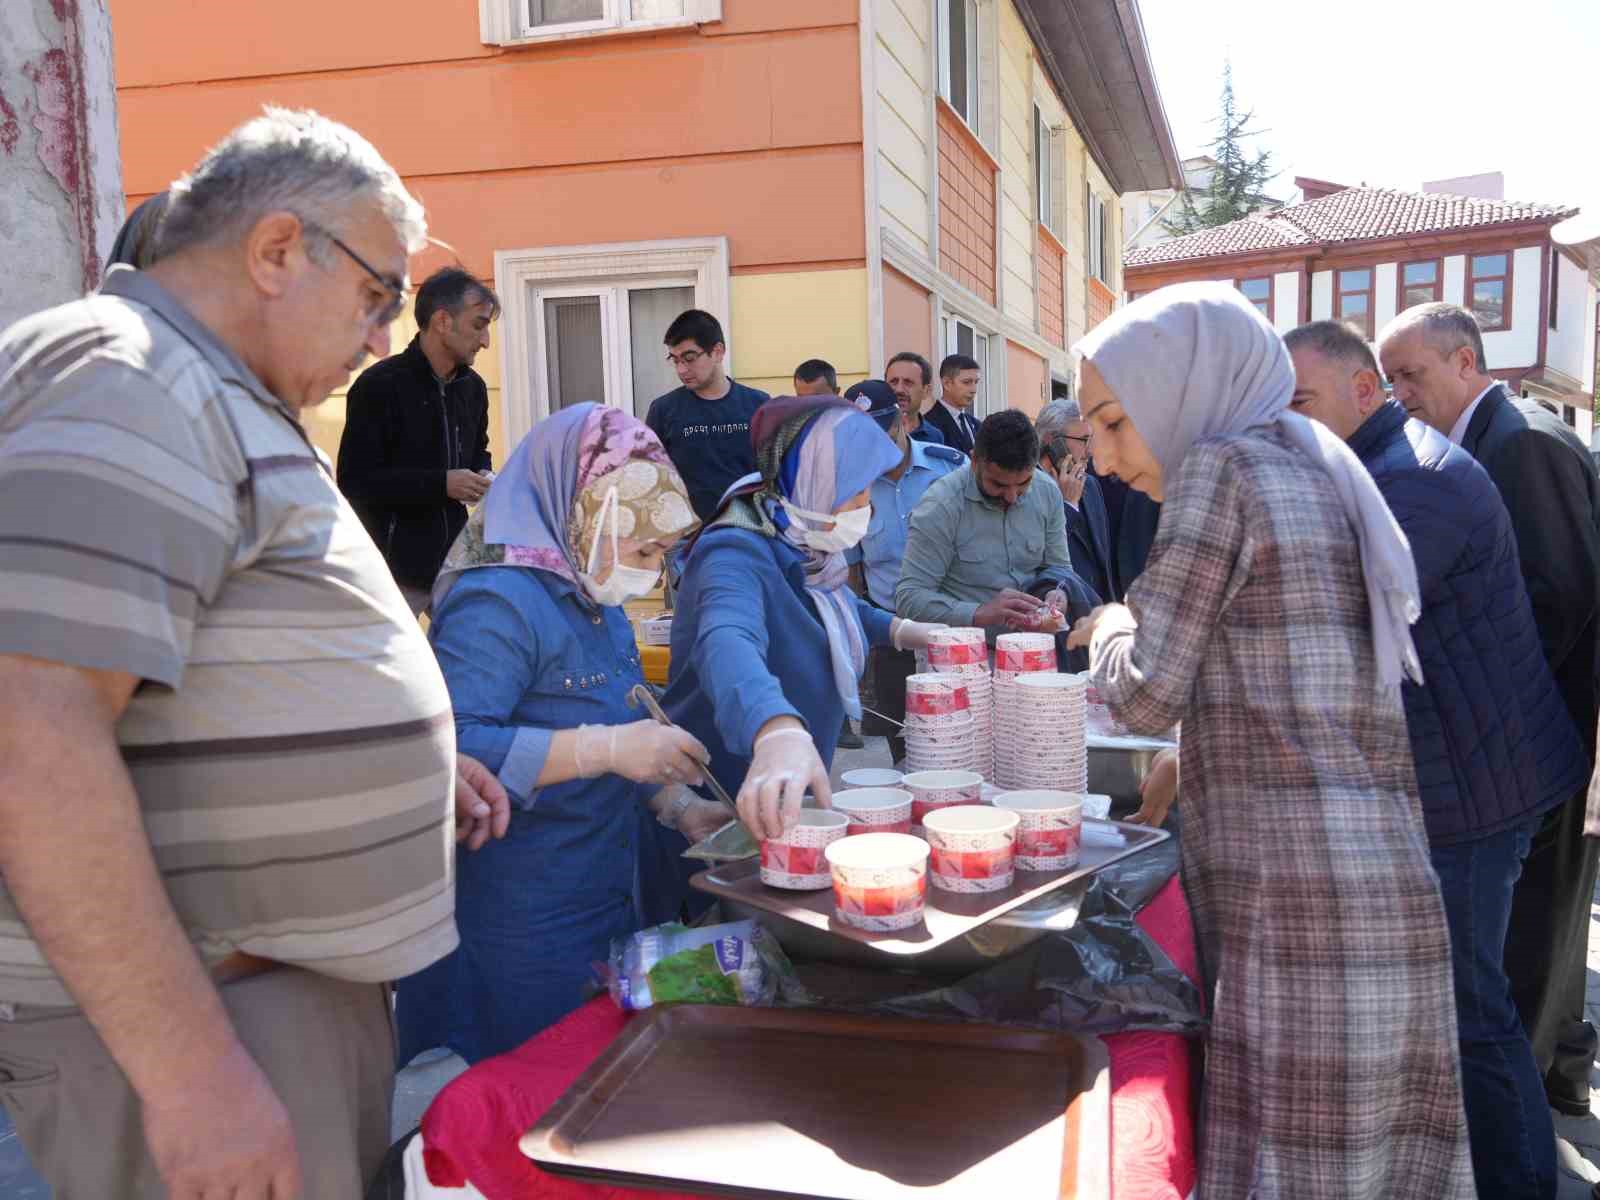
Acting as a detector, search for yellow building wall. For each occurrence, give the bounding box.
[730,268,872,395]
[303,315,509,473]
[874,0,934,257]
[306,268,864,471]
[997,0,1036,329]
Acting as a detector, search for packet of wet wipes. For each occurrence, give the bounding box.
[604,920,790,1012]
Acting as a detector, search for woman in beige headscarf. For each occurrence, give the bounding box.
[1068,284,1472,1199]
[398,403,724,1065]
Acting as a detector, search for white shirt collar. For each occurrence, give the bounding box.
[1447,382,1498,446]
[940,398,971,423]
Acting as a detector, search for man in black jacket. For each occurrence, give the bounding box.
[1381,302,1600,1118]
[1035,398,1115,602]
[338,268,498,613]
[920,354,982,454]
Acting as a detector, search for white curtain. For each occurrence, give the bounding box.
[628,286,695,420]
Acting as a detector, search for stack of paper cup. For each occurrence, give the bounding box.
[1002,672,1088,791]
[901,673,978,773]
[924,627,994,779]
[992,633,1058,788]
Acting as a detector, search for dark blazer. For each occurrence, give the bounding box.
[337,337,491,591]
[922,401,978,455]
[1461,384,1600,762]
[1351,401,1585,844]
[1063,473,1114,604]
[1096,470,1161,599]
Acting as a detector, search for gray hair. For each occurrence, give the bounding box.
[1035,398,1083,442]
[157,107,427,262]
[1379,302,1488,376]
[1284,320,1382,379]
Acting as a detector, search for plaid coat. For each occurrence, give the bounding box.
[1093,430,1474,1199]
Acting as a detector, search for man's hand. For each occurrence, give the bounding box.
[446,469,490,503]
[142,1040,301,1200]
[1067,603,1134,651]
[1057,456,1088,507]
[973,588,1044,631]
[455,753,511,851]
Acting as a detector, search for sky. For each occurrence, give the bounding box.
[1137,0,1600,216]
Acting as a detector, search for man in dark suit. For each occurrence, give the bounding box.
[920,353,982,454]
[1035,398,1114,602]
[1382,301,1600,1118]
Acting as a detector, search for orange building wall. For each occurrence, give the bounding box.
[882,265,933,369]
[1006,340,1047,418]
[109,0,869,460]
[935,102,997,307]
[1038,231,1065,349]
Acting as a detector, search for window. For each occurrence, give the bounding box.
[1088,192,1110,284]
[939,0,980,131]
[1034,105,1062,236]
[536,283,696,418]
[1550,251,1561,332]
[1238,277,1272,320]
[944,315,991,417]
[1335,267,1375,339]
[1398,259,1442,311]
[1467,252,1511,331]
[482,0,715,46]
[495,236,730,443]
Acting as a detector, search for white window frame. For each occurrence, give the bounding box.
[943,313,993,419]
[481,0,720,48]
[1088,191,1110,284]
[937,0,981,133]
[494,236,731,446]
[1033,104,1064,239]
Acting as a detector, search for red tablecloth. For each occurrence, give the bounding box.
[422,877,1200,1200]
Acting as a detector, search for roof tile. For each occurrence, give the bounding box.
[1126,186,1578,269]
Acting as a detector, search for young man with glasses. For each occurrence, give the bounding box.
[338,266,500,614]
[646,309,771,524]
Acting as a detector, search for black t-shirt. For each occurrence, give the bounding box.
[645,380,770,521]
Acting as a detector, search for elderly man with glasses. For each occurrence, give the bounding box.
[0,107,509,1199]
[1035,398,1115,603]
[338,265,500,616]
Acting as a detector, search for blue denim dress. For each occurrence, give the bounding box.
[395,566,692,1065]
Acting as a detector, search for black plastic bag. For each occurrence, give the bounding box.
[864,838,1207,1037]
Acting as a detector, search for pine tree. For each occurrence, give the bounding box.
[1163,63,1278,236]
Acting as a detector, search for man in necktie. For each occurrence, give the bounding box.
[922,354,982,454]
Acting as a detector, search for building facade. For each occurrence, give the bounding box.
[1124,185,1599,441]
[108,0,1179,461]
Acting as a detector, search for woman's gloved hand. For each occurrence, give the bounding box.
[889,619,949,652]
[737,720,832,841]
[579,721,709,787]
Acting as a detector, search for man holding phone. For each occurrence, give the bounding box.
[1035,399,1115,603]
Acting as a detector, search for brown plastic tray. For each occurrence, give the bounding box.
[690,817,1167,958]
[521,1005,1109,1200]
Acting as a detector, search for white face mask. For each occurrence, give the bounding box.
[782,499,873,554]
[579,487,662,607]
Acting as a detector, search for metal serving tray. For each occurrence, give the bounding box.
[522,1005,1110,1200]
[690,818,1168,963]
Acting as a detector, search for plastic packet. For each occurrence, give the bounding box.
[603,919,802,1012]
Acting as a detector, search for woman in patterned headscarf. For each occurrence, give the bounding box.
[661,396,947,839]
[396,403,727,1064]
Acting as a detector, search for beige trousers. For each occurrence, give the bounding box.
[0,967,395,1199]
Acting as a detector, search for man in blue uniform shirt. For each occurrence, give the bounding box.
[843,380,963,762]
[645,309,769,523]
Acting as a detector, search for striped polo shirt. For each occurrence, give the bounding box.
[0,267,458,1007]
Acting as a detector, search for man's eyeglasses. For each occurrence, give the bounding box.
[666,349,706,368]
[303,220,408,327]
[1063,434,1091,447]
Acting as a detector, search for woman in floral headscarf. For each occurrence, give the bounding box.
[662,396,947,839]
[396,403,726,1064]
